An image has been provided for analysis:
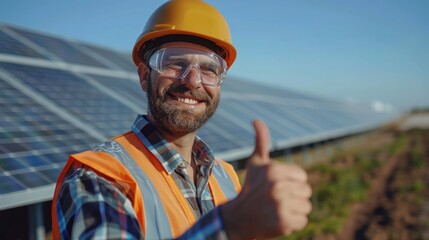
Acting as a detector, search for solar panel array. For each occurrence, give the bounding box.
[0,23,396,210]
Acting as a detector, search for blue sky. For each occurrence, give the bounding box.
[1,0,428,111]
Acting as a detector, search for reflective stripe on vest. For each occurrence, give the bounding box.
[211,163,238,200]
[92,140,173,240]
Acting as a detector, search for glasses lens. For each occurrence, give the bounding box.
[148,48,227,86]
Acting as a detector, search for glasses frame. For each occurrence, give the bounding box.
[147,47,228,86]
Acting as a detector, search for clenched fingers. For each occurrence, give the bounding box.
[267,162,308,183]
[272,180,312,200]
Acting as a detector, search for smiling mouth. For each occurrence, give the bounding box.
[168,92,203,105]
[177,97,199,104]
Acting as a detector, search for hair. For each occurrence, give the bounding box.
[137,34,227,64]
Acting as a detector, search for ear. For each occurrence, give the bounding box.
[137,63,149,92]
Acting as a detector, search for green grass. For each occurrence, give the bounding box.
[410,136,425,169]
[280,134,410,239]
[387,133,407,155]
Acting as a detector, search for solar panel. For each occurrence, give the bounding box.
[248,101,312,140]
[78,43,136,72]
[6,26,109,68]
[0,28,48,59]
[85,74,147,112]
[0,62,139,138]
[0,175,25,194]
[223,76,328,102]
[0,74,99,201]
[220,95,317,138]
[200,114,251,152]
[287,106,340,131]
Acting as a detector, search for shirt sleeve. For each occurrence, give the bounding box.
[55,168,229,240]
[55,168,143,239]
[177,207,228,240]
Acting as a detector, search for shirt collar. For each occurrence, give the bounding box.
[131,114,215,175]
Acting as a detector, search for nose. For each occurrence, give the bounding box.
[180,64,202,89]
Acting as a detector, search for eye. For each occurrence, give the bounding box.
[165,61,188,71]
[200,63,218,76]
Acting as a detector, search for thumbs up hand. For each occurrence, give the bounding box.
[220,120,312,239]
[249,119,271,165]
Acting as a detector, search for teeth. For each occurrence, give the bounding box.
[178,97,198,104]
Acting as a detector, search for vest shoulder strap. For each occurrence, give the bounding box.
[209,160,241,205]
[92,139,173,240]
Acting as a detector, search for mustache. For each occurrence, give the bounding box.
[165,83,210,101]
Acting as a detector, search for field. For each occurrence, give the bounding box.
[281,128,429,240]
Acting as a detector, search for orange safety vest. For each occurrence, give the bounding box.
[52,131,241,239]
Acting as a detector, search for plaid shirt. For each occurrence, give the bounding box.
[56,115,229,239]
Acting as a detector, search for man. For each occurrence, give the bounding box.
[52,0,312,239]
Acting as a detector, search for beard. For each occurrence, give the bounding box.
[146,79,220,136]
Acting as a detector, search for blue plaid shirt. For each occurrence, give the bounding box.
[55,115,229,239]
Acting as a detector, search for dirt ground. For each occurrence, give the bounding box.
[355,129,429,240]
[330,129,429,240]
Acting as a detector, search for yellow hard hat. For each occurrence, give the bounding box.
[132,0,237,69]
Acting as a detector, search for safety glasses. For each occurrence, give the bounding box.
[148,47,228,86]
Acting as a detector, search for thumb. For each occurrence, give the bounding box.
[249,119,271,166]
